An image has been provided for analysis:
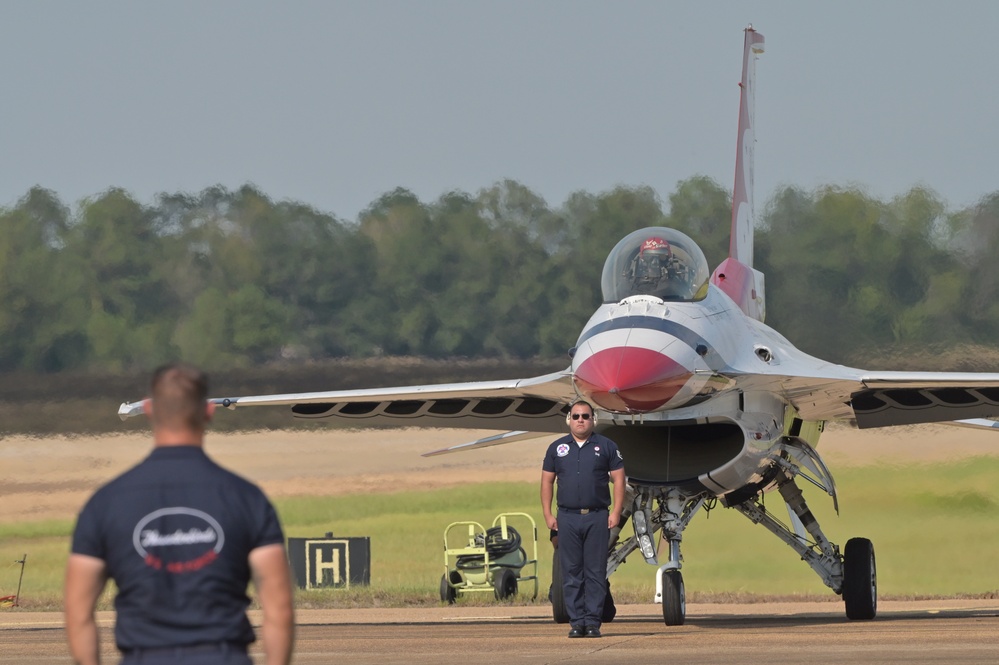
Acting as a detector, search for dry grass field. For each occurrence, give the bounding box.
[5,421,999,606]
[4,422,999,525]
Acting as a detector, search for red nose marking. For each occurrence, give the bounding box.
[575,347,692,412]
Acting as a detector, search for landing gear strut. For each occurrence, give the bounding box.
[731,468,877,621]
[604,486,705,626]
[603,457,876,626]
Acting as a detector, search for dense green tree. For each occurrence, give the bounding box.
[358,189,440,354]
[665,176,732,268]
[478,179,567,255]
[64,189,177,370]
[760,186,889,358]
[475,182,556,357]
[877,187,958,343]
[950,192,999,341]
[1,178,998,373]
[760,185,963,362]
[0,188,87,370]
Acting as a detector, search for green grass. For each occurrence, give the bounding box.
[4,459,999,610]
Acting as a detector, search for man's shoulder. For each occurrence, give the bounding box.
[592,432,618,446]
[89,454,156,494]
[198,455,268,495]
[94,448,265,495]
[592,433,625,466]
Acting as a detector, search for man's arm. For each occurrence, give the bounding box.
[608,468,626,529]
[540,470,557,531]
[64,553,108,665]
[249,543,295,665]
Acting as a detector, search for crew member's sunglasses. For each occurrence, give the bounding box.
[570,413,592,420]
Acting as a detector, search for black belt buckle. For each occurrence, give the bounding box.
[559,507,604,514]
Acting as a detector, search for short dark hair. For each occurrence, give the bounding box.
[568,400,594,415]
[150,363,209,431]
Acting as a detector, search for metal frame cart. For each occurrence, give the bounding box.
[440,512,538,603]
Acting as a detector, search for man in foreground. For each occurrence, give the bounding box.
[541,400,626,639]
[65,363,294,665]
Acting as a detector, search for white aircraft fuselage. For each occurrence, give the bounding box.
[572,286,788,494]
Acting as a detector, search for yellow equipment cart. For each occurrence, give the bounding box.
[440,512,538,603]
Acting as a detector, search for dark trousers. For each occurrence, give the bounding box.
[120,642,251,664]
[558,509,609,628]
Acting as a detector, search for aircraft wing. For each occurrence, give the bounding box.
[735,367,999,429]
[118,368,577,434]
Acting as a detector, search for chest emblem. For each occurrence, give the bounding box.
[556,443,570,457]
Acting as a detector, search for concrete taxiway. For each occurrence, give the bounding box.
[3,600,998,664]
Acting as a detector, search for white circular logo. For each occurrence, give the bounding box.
[132,507,225,574]
[556,443,570,457]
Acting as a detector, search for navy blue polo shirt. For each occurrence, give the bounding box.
[71,445,284,650]
[542,433,624,510]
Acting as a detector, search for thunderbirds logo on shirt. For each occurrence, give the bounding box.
[133,507,225,574]
[556,443,570,457]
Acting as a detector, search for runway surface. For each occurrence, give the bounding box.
[4,600,999,664]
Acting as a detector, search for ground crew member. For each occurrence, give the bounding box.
[541,400,625,638]
[64,362,294,665]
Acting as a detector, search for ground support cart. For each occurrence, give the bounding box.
[440,512,538,603]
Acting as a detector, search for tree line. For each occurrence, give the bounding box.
[2,177,997,374]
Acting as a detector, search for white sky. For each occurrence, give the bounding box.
[2,1,997,221]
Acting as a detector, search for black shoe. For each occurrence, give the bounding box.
[568,626,585,638]
[585,626,602,638]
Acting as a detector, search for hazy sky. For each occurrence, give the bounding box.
[3,2,997,221]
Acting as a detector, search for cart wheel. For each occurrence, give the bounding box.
[440,570,461,604]
[551,551,569,623]
[493,567,518,600]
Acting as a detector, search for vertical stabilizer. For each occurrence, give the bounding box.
[730,27,765,265]
[712,27,766,321]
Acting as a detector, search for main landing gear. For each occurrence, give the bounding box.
[730,449,877,622]
[601,448,876,626]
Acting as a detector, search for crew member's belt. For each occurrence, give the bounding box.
[559,507,607,515]
[122,641,247,657]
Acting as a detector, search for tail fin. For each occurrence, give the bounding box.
[712,26,766,321]
[731,27,765,265]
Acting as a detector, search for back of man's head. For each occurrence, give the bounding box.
[149,363,210,433]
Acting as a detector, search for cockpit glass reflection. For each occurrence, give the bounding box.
[600,227,710,303]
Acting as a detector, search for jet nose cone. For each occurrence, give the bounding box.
[574,347,693,413]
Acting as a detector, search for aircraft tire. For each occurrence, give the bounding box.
[440,570,461,604]
[843,537,877,620]
[661,569,686,626]
[551,551,570,623]
[493,567,518,600]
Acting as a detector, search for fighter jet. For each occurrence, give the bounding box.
[119,27,999,626]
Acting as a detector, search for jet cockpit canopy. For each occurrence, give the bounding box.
[601,227,710,303]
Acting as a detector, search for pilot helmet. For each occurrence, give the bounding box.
[639,237,672,262]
